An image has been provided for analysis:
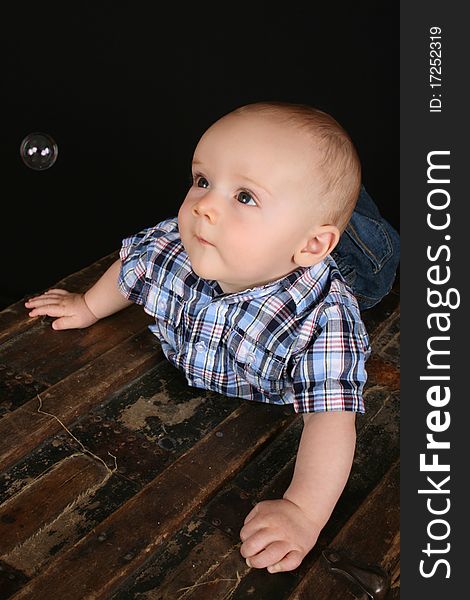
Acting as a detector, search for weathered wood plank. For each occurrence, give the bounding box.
[0,357,238,504]
[199,390,399,599]
[109,418,301,599]
[0,366,247,583]
[0,304,152,388]
[106,516,213,599]
[10,403,292,600]
[0,469,150,597]
[75,367,242,489]
[0,262,400,600]
[10,340,398,598]
[0,454,108,559]
[160,485,300,600]
[114,376,399,599]
[171,544,250,600]
[364,354,399,390]
[143,528,248,600]
[372,309,400,366]
[0,253,118,346]
[0,470,140,584]
[287,461,399,599]
[0,433,87,506]
[0,363,47,416]
[0,330,161,472]
[0,559,29,598]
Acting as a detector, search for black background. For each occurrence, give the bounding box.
[1,2,399,308]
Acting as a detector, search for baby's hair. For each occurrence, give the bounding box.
[229,101,362,232]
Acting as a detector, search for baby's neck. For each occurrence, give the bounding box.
[215,268,302,295]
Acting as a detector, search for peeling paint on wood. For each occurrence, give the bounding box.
[0,259,400,599]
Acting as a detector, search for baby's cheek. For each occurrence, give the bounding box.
[177,204,189,231]
[177,209,193,251]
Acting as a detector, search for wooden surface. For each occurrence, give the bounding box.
[0,256,400,599]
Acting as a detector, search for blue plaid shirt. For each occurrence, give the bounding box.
[118,218,370,414]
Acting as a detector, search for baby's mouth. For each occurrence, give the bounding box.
[196,235,215,247]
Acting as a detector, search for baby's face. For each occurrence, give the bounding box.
[178,112,324,294]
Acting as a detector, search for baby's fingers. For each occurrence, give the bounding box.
[245,540,292,570]
[25,289,70,304]
[27,303,69,319]
[26,296,61,309]
[51,316,77,330]
[44,289,69,295]
[25,290,73,307]
[240,528,279,560]
[267,550,303,573]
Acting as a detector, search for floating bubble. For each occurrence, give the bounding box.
[20,132,58,171]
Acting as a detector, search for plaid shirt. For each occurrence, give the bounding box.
[118,218,370,414]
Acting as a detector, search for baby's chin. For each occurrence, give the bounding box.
[186,255,220,282]
[186,247,270,291]
[187,261,241,292]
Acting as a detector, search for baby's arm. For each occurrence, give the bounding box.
[240,411,356,573]
[25,259,132,330]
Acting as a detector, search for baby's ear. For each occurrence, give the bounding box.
[293,225,340,268]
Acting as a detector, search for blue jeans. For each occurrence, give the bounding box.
[332,185,400,311]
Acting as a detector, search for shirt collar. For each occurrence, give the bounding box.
[204,258,333,315]
[281,259,332,315]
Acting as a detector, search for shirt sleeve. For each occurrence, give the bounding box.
[118,217,182,308]
[290,304,370,414]
[118,226,157,306]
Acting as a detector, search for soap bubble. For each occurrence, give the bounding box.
[20,132,58,170]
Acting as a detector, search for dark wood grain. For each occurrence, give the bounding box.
[9,404,292,600]
[0,256,400,600]
[0,330,161,472]
[1,454,108,559]
[0,253,119,346]
[288,461,399,600]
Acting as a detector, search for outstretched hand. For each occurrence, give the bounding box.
[25,289,99,330]
[239,498,321,573]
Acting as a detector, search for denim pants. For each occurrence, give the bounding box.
[332,185,400,311]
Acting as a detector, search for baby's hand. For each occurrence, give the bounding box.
[25,289,99,330]
[239,498,321,573]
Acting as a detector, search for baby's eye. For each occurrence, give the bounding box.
[195,175,209,188]
[237,191,257,206]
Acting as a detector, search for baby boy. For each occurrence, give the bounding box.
[25,102,371,574]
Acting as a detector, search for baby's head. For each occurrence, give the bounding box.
[178,101,361,294]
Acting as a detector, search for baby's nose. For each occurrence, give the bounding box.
[192,193,219,221]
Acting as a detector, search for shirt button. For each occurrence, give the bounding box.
[158,300,166,310]
[246,352,256,365]
[195,341,206,352]
[237,347,247,360]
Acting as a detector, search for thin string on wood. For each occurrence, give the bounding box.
[36,394,118,475]
[176,570,243,600]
